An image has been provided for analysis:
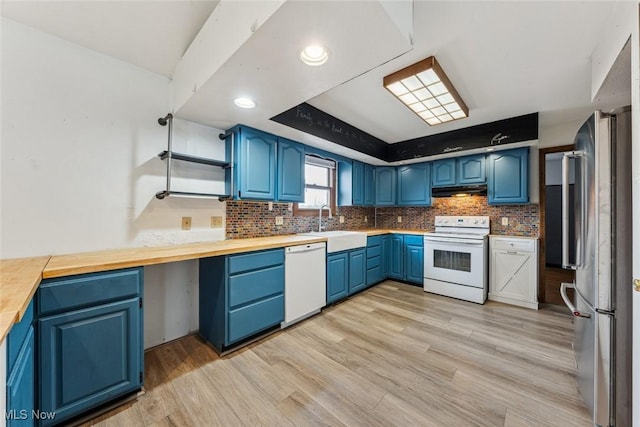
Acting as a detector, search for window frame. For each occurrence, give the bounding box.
[293,156,337,217]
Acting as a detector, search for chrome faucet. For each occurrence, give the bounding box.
[318,204,332,232]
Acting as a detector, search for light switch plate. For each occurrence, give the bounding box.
[364,216,368,223]
[181,217,192,230]
[288,202,293,211]
[339,216,345,223]
[501,217,509,226]
[210,216,223,228]
[268,201,273,211]
[275,216,284,226]
[397,216,402,223]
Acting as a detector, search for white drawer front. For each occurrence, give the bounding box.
[490,237,535,252]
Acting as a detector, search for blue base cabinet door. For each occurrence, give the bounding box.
[388,235,405,280]
[327,252,348,303]
[488,148,529,204]
[6,327,34,427]
[404,235,424,285]
[38,298,142,427]
[381,235,392,278]
[348,249,366,295]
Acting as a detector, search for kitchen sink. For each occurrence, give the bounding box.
[301,230,367,253]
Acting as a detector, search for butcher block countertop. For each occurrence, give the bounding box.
[0,229,432,340]
[0,256,50,341]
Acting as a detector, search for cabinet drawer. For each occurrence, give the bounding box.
[228,249,284,275]
[367,236,382,247]
[228,265,284,308]
[228,294,284,344]
[404,235,423,246]
[491,238,535,252]
[367,255,381,270]
[38,268,142,315]
[8,299,34,373]
[366,244,381,258]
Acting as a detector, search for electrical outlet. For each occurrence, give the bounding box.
[501,217,509,226]
[210,216,223,228]
[288,202,293,211]
[397,216,402,223]
[339,216,345,224]
[268,201,273,211]
[364,216,368,223]
[275,216,284,226]
[181,217,192,230]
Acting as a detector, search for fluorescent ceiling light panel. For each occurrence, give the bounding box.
[383,56,468,126]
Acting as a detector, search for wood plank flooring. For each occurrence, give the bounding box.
[82,281,590,427]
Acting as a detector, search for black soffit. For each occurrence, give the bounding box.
[270,102,538,162]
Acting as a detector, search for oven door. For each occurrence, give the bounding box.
[423,236,485,288]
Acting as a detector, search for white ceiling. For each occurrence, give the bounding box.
[1,0,631,162]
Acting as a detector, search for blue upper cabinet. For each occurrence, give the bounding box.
[488,147,529,204]
[433,155,486,187]
[457,154,486,184]
[277,138,305,203]
[363,164,375,206]
[227,126,277,200]
[397,163,431,206]
[339,161,375,206]
[375,167,396,206]
[431,158,457,187]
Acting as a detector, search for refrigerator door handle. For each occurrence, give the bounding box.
[562,151,583,270]
[560,282,591,318]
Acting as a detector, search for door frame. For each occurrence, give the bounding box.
[538,144,574,303]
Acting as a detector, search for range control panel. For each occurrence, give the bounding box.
[434,216,490,228]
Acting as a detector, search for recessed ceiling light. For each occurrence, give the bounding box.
[300,45,329,66]
[234,97,255,109]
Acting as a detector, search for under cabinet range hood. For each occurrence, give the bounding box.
[432,185,487,198]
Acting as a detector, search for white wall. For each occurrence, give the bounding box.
[1,18,227,348]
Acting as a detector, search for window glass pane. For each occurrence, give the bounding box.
[305,164,329,186]
[300,188,330,208]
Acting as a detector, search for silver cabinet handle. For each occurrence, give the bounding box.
[560,282,590,318]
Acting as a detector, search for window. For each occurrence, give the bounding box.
[294,155,336,216]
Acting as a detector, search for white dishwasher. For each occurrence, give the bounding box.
[282,242,326,328]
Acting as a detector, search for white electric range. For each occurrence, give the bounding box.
[423,216,490,304]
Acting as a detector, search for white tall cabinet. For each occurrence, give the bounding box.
[489,236,538,309]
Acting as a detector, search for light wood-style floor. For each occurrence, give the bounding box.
[83,281,590,427]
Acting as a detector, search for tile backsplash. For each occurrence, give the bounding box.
[226,201,374,239]
[376,195,539,236]
[226,196,539,239]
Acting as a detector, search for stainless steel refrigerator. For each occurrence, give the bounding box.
[560,108,632,427]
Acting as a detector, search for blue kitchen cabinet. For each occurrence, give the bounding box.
[487,147,529,204]
[38,268,143,427]
[326,252,348,303]
[431,158,457,187]
[200,249,285,352]
[339,161,375,206]
[457,154,486,184]
[375,167,396,206]
[277,138,305,203]
[363,164,375,206]
[388,235,405,280]
[6,301,35,427]
[381,235,392,278]
[404,235,424,285]
[348,249,366,295]
[397,163,431,206]
[226,126,277,200]
[366,236,383,286]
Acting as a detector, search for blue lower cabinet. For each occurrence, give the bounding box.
[199,249,285,352]
[38,298,142,426]
[348,249,366,295]
[366,236,383,286]
[6,327,34,427]
[381,235,392,278]
[404,235,424,285]
[388,235,405,280]
[327,252,348,303]
[37,268,144,427]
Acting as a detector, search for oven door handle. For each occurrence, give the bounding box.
[423,238,484,246]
